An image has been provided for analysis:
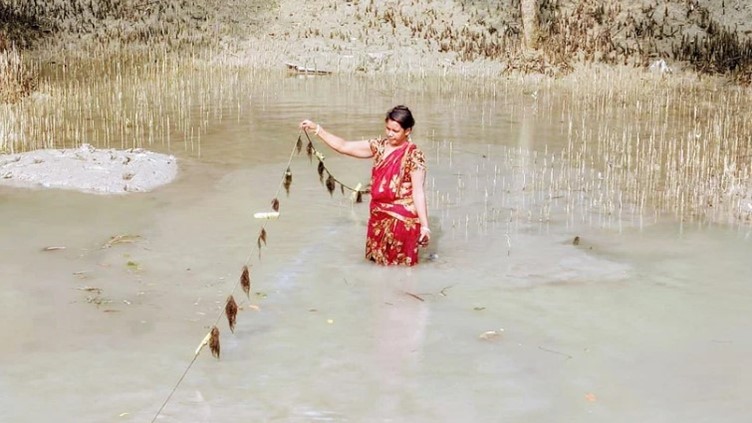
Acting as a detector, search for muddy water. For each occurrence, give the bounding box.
[1,70,751,423]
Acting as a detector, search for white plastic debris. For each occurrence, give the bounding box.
[649,59,672,74]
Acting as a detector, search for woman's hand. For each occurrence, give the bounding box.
[419,226,431,246]
[299,119,319,134]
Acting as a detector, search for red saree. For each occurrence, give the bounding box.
[365,138,426,266]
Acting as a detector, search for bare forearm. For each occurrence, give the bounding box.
[313,126,349,154]
[414,191,429,227]
[298,119,372,158]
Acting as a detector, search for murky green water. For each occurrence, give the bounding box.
[1,65,751,423]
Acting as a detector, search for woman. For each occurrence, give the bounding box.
[299,105,430,266]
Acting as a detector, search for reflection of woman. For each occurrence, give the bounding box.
[300,105,430,266]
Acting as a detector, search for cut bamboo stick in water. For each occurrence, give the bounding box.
[254,212,280,219]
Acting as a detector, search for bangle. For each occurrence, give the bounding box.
[314,124,321,136]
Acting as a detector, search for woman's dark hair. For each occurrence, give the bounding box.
[385,105,415,130]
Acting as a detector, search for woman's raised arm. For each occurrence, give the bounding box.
[299,120,373,159]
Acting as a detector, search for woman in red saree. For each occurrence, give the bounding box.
[300,105,430,266]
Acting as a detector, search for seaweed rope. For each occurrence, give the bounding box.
[150,129,368,422]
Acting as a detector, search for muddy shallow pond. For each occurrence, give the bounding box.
[1,64,751,422]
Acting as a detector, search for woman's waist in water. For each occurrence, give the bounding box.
[370,199,418,220]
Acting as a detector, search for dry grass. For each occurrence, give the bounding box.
[0,33,37,104]
[0,0,272,49]
[549,66,752,226]
[0,45,264,154]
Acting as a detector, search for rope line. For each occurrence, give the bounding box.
[301,129,372,193]
[150,130,368,422]
[150,354,199,422]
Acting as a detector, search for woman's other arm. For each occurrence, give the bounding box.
[411,168,431,245]
[299,120,373,159]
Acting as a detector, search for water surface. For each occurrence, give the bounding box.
[1,69,750,423]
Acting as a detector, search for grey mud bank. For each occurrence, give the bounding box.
[0,144,177,194]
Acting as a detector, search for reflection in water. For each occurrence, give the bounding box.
[371,270,430,419]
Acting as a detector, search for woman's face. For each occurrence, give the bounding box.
[385,119,411,146]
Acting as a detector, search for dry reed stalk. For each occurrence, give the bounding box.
[0,44,36,104]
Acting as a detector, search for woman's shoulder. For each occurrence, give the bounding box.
[369,136,387,153]
[406,142,427,171]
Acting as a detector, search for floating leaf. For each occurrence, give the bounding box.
[271,198,280,212]
[325,174,335,196]
[209,326,220,359]
[225,295,238,333]
[295,135,303,154]
[306,141,314,162]
[283,168,292,195]
[240,265,251,299]
[317,160,325,182]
